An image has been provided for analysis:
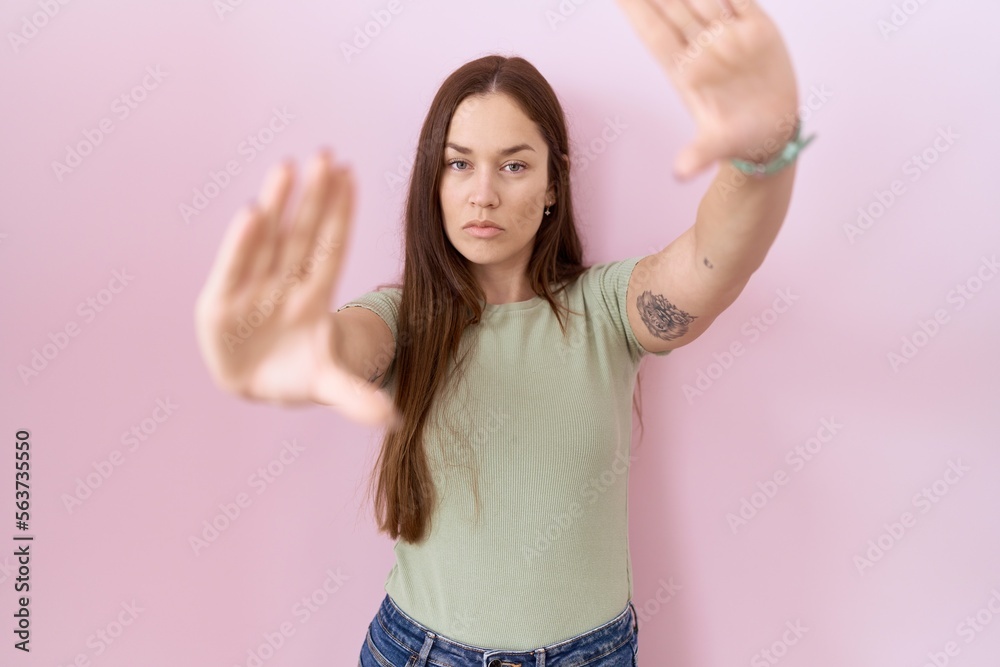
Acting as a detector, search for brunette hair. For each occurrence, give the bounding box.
[365,54,647,543]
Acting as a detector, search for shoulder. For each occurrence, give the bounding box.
[571,255,644,314]
[574,256,672,362]
[336,286,402,334]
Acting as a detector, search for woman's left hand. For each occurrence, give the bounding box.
[615,0,800,180]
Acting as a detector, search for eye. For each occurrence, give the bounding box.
[445,159,528,173]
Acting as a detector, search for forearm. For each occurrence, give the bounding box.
[692,155,798,294]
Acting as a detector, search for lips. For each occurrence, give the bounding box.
[463,220,503,230]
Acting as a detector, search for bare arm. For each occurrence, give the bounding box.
[614,0,804,354]
[327,307,396,393]
[627,154,797,354]
[193,149,400,428]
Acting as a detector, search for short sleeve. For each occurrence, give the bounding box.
[335,287,401,342]
[335,288,402,388]
[587,256,673,363]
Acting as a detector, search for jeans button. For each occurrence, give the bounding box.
[488,661,502,667]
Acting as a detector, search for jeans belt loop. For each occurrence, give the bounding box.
[414,632,435,667]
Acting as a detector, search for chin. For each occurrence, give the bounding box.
[456,246,497,265]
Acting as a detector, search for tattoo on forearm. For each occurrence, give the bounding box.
[637,291,698,341]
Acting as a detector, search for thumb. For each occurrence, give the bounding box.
[674,134,725,180]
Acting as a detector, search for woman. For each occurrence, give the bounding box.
[194,1,811,664]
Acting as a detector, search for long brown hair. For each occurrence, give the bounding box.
[366,54,647,543]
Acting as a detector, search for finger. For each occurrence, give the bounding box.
[729,0,756,16]
[301,165,355,303]
[690,0,743,23]
[247,160,295,285]
[677,0,714,26]
[198,203,263,304]
[279,150,333,284]
[654,0,703,43]
[674,132,730,180]
[616,0,687,55]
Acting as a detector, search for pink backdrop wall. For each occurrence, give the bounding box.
[3,1,998,665]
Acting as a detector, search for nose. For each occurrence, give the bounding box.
[470,170,499,210]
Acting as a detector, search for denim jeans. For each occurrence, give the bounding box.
[359,593,640,667]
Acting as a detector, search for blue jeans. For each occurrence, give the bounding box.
[359,593,640,667]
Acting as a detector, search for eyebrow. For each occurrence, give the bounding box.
[445,142,536,157]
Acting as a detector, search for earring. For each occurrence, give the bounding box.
[544,206,551,216]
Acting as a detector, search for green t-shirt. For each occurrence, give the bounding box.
[336,254,670,650]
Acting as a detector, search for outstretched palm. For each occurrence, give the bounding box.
[194,151,399,428]
[615,0,800,179]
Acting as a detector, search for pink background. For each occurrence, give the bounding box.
[3,1,999,665]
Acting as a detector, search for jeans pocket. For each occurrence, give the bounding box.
[363,625,414,667]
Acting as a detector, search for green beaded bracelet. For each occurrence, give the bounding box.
[730,118,817,177]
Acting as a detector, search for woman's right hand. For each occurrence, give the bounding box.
[193,149,400,429]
